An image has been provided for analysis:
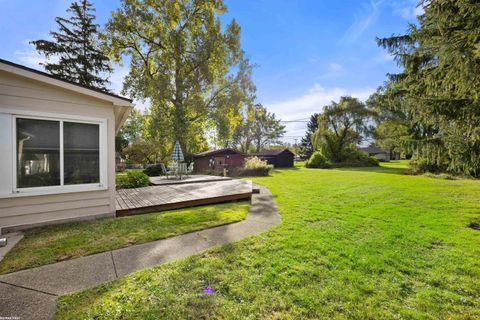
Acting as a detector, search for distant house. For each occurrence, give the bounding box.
[359,146,400,162]
[0,58,133,232]
[256,149,294,168]
[193,148,246,173]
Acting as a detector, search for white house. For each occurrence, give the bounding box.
[0,59,133,233]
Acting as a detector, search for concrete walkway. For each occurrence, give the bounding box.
[0,185,280,320]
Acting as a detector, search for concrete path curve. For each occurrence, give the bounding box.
[0,185,280,320]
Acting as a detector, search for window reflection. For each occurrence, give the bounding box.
[17,118,60,188]
[64,122,100,185]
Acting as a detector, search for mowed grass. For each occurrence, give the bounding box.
[0,202,250,274]
[56,161,480,319]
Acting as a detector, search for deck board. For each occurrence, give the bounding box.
[116,180,253,216]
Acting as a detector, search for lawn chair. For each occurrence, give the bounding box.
[160,163,173,179]
[177,162,187,180]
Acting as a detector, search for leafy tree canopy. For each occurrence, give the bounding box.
[232,104,286,153]
[104,0,255,156]
[312,96,373,163]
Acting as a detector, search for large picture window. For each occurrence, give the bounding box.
[16,117,100,189]
[17,118,60,188]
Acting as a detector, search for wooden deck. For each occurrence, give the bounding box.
[116,180,253,216]
[149,174,232,186]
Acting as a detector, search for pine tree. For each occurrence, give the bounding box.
[299,113,319,159]
[374,0,480,177]
[31,0,112,91]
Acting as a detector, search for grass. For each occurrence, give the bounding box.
[57,161,480,319]
[0,202,250,274]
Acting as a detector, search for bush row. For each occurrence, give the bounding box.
[306,150,379,168]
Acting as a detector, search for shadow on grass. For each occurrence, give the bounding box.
[333,165,408,176]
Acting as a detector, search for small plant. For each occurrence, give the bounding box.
[240,157,273,176]
[116,170,150,189]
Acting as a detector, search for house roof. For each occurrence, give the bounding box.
[0,58,134,133]
[0,58,133,105]
[194,148,245,158]
[256,149,294,156]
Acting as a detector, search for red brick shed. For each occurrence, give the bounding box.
[256,149,295,168]
[193,148,246,174]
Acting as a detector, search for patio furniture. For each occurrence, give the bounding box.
[160,163,173,179]
[186,163,194,176]
[177,162,187,179]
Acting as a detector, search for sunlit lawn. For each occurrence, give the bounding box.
[56,161,480,319]
[0,202,250,274]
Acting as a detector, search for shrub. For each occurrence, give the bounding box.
[306,149,379,169]
[240,157,273,176]
[342,149,380,167]
[306,151,331,168]
[116,170,150,189]
[143,164,162,177]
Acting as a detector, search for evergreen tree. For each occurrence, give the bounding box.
[31,0,112,91]
[374,0,480,177]
[299,113,319,159]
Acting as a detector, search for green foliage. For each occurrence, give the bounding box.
[305,151,330,168]
[116,108,145,153]
[57,165,480,319]
[373,0,480,177]
[306,148,379,169]
[104,0,254,155]
[122,139,166,164]
[116,170,150,189]
[0,202,250,274]
[232,104,286,153]
[143,165,162,177]
[240,156,273,176]
[31,0,111,90]
[299,113,320,159]
[310,96,376,167]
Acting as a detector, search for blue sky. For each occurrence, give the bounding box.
[0,0,421,142]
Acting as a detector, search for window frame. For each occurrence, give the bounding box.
[11,112,108,196]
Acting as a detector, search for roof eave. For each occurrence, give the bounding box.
[0,59,133,107]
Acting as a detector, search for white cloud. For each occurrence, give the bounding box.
[265,84,375,142]
[391,0,425,21]
[342,0,383,43]
[328,62,343,72]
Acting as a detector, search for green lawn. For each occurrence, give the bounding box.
[0,202,250,275]
[57,161,480,319]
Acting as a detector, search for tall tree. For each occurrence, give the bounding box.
[375,0,480,176]
[104,0,255,155]
[31,0,112,90]
[312,97,373,162]
[232,104,285,153]
[299,113,319,159]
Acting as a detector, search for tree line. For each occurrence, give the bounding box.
[31,0,285,163]
[300,0,480,177]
